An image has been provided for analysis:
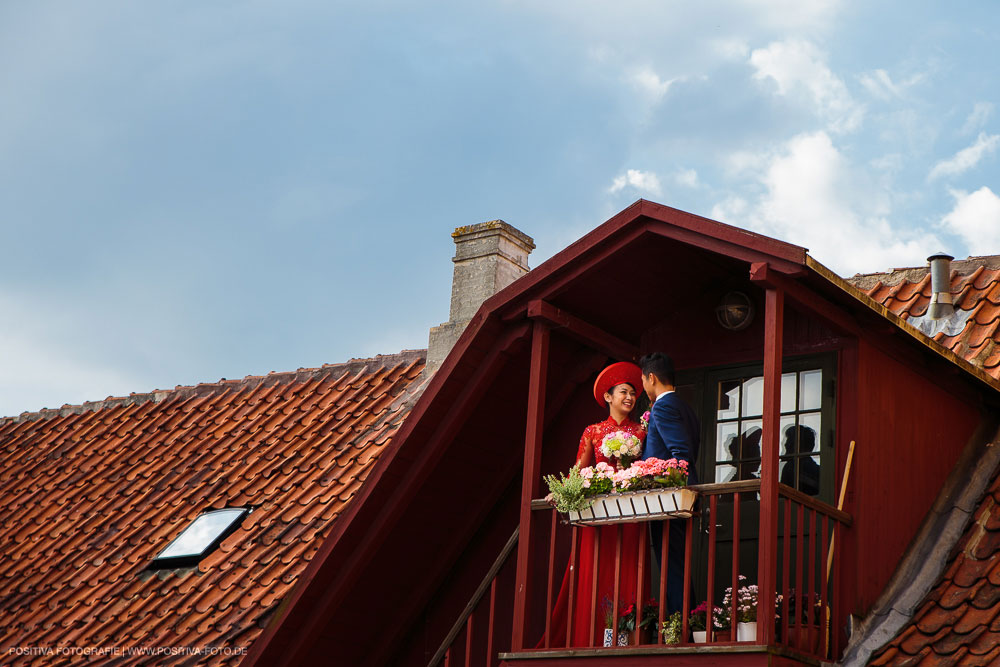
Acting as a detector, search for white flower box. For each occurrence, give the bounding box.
[566,487,697,525]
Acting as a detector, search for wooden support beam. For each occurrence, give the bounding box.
[750,261,860,336]
[525,299,639,361]
[512,322,550,649]
[757,283,783,645]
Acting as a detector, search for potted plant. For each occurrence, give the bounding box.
[722,576,779,642]
[549,457,695,525]
[600,596,621,647]
[661,611,682,645]
[618,600,659,644]
[689,602,726,642]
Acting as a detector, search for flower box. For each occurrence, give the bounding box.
[566,488,697,525]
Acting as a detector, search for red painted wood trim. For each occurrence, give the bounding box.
[731,492,741,641]
[612,524,622,640]
[635,525,647,644]
[488,578,497,666]
[637,199,808,266]
[706,496,718,643]
[757,284,784,645]
[566,526,577,648]
[544,510,557,648]
[661,525,670,642]
[807,509,817,655]
[750,261,860,336]
[683,521,693,642]
[590,529,600,647]
[466,612,474,667]
[832,522,842,658]
[524,299,639,361]
[821,514,830,658]
[512,323,550,650]
[781,498,791,648]
[795,503,805,649]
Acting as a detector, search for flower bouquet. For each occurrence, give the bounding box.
[600,430,642,468]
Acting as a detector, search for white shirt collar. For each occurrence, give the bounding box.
[654,390,674,403]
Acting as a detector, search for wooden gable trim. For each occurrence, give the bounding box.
[520,300,639,362]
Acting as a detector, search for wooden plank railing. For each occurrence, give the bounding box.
[520,480,851,660]
[428,529,519,667]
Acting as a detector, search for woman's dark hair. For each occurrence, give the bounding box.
[639,352,676,386]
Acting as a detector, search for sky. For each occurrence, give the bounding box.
[1,1,999,417]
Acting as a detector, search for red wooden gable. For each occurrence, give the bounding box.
[245,201,1000,666]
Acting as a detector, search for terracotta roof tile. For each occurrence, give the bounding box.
[852,263,1000,381]
[0,351,426,664]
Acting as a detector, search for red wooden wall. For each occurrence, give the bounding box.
[846,338,981,614]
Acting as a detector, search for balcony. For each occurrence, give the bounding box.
[429,479,851,666]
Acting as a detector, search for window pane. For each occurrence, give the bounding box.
[716,464,738,484]
[740,420,763,461]
[799,370,822,410]
[797,412,821,455]
[717,422,739,462]
[742,377,763,417]
[778,459,791,486]
[157,509,247,559]
[799,456,821,496]
[778,415,796,456]
[718,380,740,420]
[781,372,797,413]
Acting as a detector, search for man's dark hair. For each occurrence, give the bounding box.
[639,352,676,386]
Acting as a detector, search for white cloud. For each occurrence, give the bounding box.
[961,102,994,135]
[928,132,1000,181]
[609,169,662,195]
[712,132,940,275]
[859,69,898,100]
[749,39,863,133]
[941,186,1000,251]
[711,38,750,61]
[673,168,699,188]
[628,65,678,101]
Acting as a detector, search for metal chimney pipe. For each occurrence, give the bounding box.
[927,252,955,320]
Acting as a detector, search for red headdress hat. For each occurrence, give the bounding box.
[593,361,642,407]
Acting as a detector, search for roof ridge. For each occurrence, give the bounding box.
[848,256,1000,291]
[1,349,427,425]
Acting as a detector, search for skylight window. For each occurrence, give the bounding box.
[151,507,250,568]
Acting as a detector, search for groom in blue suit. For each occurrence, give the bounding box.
[640,352,700,615]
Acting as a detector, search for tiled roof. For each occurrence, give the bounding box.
[849,258,1000,665]
[0,351,426,665]
[869,473,1000,666]
[850,256,1000,379]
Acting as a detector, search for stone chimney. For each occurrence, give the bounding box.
[427,220,535,369]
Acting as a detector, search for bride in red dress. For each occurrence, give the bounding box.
[544,362,648,648]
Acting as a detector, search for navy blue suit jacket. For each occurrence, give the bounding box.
[642,392,700,485]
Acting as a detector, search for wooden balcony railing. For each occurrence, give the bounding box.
[521,480,851,660]
[430,481,851,666]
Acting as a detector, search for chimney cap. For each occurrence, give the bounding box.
[927,251,954,263]
[452,220,535,251]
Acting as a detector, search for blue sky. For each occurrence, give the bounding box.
[1,1,998,416]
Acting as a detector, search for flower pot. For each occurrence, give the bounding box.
[692,630,708,643]
[617,631,628,646]
[737,621,757,642]
[565,488,699,525]
[603,628,614,647]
